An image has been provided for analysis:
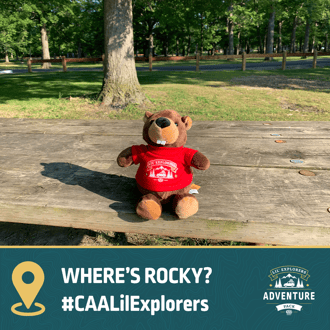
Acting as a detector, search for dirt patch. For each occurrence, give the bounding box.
[230,75,330,91]
[279,99,325,113]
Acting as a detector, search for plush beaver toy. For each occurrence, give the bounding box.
[117,110,210,220]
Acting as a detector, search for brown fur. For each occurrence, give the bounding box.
[117,110,210,220]
[143,110,191,148]
[117,147,133,167]
[136,194,162,220]
[173,194,199,219]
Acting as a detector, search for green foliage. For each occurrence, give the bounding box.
[0,0,330,59]
[0,4,31,57]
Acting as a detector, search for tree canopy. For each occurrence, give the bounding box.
[1,0,330,60]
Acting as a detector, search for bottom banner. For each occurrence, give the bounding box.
[1,247,329,330]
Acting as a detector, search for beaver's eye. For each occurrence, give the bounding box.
[175,123,178,126]
[150,120,154,125]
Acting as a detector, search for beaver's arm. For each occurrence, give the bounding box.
[117,147,134,167]
[191,151,210,170]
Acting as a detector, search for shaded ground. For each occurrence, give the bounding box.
[0,223,247,246]
[230,75,330,90]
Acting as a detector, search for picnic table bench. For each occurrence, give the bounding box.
[1,118,330,245]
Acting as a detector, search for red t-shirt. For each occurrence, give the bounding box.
[131,145,198,192]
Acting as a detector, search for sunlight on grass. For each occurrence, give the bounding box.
[1,68,330,121]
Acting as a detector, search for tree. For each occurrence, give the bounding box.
[266,7,275,53]
[0,13,17,62]
[300,0,329,52]
[99,0,147,108]
[0,5,30,62]
[16,1,76,68]
[227,2,234,55]
[49,0,103,58]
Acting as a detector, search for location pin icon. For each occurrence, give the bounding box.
[12,261,44,309]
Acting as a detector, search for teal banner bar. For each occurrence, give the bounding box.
[0,248,329,330]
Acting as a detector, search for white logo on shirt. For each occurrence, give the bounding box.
[146,159,178,182]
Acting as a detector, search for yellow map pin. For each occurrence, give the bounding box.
[12,261,44,309]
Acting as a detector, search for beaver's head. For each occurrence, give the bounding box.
[142,110,192,148]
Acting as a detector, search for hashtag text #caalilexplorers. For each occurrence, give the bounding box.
[62,294,209,315]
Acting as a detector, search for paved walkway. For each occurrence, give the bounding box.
[2,58,330,74]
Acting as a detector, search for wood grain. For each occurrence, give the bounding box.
[2,119,330,138]
[1,203,329,246]
[1,119,330,245]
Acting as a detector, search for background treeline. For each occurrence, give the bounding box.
[1,0,330,62]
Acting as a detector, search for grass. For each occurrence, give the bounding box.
[1,67,330,121]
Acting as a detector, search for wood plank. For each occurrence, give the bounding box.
[1,119,330,245]
[1,132,329,169]
[2,119,330,138]
[1,161,330,227]
[1,203,330,246]
[194,137,330,169]
[30,59,62,63]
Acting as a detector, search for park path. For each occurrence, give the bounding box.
[2,58,330,74]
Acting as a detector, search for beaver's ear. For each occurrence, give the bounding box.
[143,111,153,123]
[181,116,192,130]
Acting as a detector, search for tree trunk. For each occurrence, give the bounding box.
[181,29,185,56]
[265,8,275,60]
[257,25,262,53]
[5,52,9,63]
[40,24,52,69]
[246,39,250,54]
[303,21,310,53]
[278,21,282,53]
[290,16,298,53]
[99,0,147,108]
[187,35,191,55]
[310,34,315,52]
[149,34,154,56]
[200,13,204,54]
[78,42,82,58]
[325,34,328,52]
[236,31,240,55]
[310,22,317,52]
[228,5,234,55]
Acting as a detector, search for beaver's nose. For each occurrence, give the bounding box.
[155,117,170,128]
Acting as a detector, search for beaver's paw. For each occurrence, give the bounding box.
[173,194,199,219]
[136,194,162,220]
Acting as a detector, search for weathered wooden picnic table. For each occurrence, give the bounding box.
[1,119,330,245]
